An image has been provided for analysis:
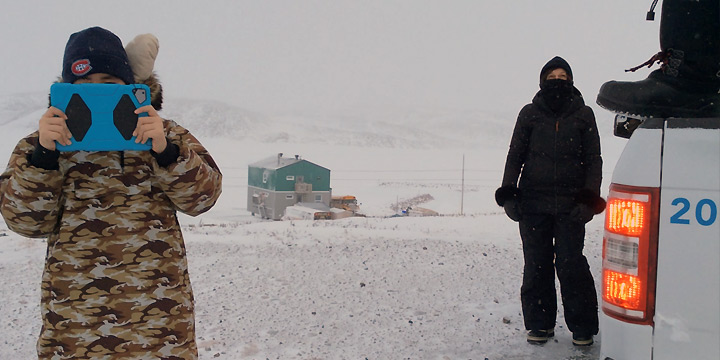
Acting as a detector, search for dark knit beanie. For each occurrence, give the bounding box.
[62,27,134,85]
[540,56,573,85]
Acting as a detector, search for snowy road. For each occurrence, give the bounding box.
[1,215,604,360]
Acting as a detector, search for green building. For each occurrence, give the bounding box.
[247,153,332,220]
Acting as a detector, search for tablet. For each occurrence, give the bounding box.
[50,83,152,151]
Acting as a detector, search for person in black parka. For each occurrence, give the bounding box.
[495,56,606,347]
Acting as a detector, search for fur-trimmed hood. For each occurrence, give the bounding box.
[139,72,163,110]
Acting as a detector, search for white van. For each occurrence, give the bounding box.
[599,116,720,359]
[282,203,332,221]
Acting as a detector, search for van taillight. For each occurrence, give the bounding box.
[602,184,660,325]
[606,198,647,236]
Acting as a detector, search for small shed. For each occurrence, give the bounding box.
[247,153,331,220]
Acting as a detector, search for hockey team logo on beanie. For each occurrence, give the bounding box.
[71,59,92,77]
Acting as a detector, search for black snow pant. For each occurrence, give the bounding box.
[519,213,598,336]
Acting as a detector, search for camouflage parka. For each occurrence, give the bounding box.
[0,116,222,358]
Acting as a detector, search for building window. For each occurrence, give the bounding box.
[286,194,294,200]
[286,175,295,181]
[315,194,322,203]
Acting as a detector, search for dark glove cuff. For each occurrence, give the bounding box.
[495,185,520,207]
[576,188,607,214]
[151,140,180,168]
[30,144,60,170]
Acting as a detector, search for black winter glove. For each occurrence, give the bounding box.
[496,186,522,222]
[570,203,594,223]
[495,185,519,207]
[575,189,607,215]
[504,199,522,222]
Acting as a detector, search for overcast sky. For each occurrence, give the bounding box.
[1,0,659,120]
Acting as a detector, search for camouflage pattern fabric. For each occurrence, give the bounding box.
[0,120,222,359]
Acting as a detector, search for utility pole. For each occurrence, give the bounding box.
[461,154,465,215]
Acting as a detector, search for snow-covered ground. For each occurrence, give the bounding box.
[0,94,622,359]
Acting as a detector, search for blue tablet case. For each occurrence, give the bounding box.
[50,83,152,151]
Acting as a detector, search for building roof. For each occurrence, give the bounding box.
[249,155,329,171]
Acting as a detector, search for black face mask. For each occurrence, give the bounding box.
[540,79,573,113]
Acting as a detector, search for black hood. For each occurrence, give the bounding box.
[540,56,574,85]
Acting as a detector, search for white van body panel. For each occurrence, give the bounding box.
[661,126,720,189]
[599,315,653,360]
[653,123,720,360]
[610,125,663,187]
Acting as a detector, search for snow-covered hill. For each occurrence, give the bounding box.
[162,98,515,150]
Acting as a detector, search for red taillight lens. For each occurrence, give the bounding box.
[602,184,659,325]
[606,197,648,236]
[604,269,643,310]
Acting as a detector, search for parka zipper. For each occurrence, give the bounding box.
[554,119,559,214]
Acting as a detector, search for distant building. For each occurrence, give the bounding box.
[247,153,331,220]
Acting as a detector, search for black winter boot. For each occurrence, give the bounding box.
[597,0,720,118]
